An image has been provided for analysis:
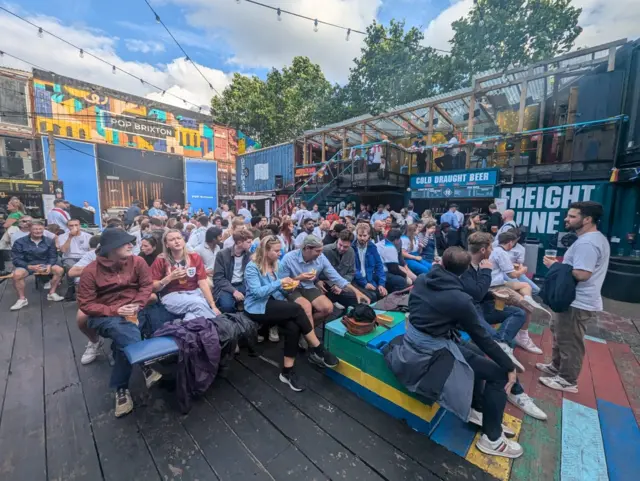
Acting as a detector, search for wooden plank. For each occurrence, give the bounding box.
[63,303,161,481]
[529,330,563,408]
[608,342,640,425]
[258,345,497,481]
[563,340,597,409]
[0,282,19,416]
[224,360,385,481]
[587,340,630,408]
[44,301,103,481]
[561,399,608,481]
[240,355,441,481]
[511,400,561,481]
[597,399,640,481]
[0,285,46,481]
[429,411,477,457]
[205,379,327,481]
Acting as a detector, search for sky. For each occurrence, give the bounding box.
[1,0,638,113]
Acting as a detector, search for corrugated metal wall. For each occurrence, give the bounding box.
[237,142,294,193]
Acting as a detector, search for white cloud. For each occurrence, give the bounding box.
[167,0,381,83]
[422,0,640,56]
[0,10,232,111]
[124,39,165,54]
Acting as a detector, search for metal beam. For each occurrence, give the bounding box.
[434,106,456,127]
[397,113,426,133]
[363,121,390,137]
[385,116,415,136]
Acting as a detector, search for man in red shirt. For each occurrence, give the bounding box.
[77,228,166,418]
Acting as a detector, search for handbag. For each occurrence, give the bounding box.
[341,304,378,336]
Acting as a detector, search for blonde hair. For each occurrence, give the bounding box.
[252,235,281,275]
[162,229,190,269]
[406,224,417,251]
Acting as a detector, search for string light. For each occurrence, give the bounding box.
[140,78,145,85]
[155,13,161,23]
[313,19,318,33]
[346,28,351,41]
[112,65,116,74]
[79,48,84,58]
[38,27,43,38]
[277,8,282,21]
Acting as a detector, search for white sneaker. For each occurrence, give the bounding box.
[467,408,516,437]
[47,293,64,302]
[269,326,280,342]
[43,282,51,290]
[539,375,578,393]
[257,334,265,343]
[515,330,542,354]
[10,298,28,311]
[498,342,525,372]
[476,434,523,459]
[81,339,103,365]
[508,392,548,420]
[524,295,551,319]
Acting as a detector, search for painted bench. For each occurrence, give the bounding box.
[124,337,179,365]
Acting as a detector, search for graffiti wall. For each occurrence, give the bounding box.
[31,71,254,161]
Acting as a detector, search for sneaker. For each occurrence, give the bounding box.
[508,392,548,420]
[476,434,523,459]
[257,334,265,343]
[539,375,578,393]
[10,298,28,311]
[515,330,542,354]
[114,388,133,418]
[467,408,516,437]
[279,371,305,392]
[298,336,308,351]
[498,342,525,372]
[81,339,103,365]
[142,367,162,389]
[524,295,551,319]
[269,326,280,343]
[43,281,51,290]
[535,362,558,375]
[308,347,339,368]
[47,293,64,302]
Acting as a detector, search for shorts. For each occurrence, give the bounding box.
[287,286,324,303]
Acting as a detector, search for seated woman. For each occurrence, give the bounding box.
[401,224,432,276]
[151,229,221,320]
[244,236,338,392]
[139,236,161,266]
[461,211,482,250]
[418,220,437,263]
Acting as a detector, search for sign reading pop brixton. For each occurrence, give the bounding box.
[410,168,499,199]
[499,182,611,235]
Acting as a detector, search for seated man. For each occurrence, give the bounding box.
[319,230,370,308]
[294,217,317,249]
[375,228,411,293]
[279,235,350,328]
[186,215,210,251]
[461,232,547,420]
[386,247,522,459]
[10,221,64,310]
[77,228,165,418]
[213,229,253,313]
[195,227,223,288]
[57,218,92,300]
[352,223,387,302]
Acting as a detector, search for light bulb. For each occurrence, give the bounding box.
[277,8,282,21]
[346,28,351,41]
[79,49,84,58]
[155,14,161,23]
[38,27,43,38]
[112,65,116,74]
[314,19,318,33]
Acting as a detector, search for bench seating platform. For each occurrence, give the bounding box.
[124,337,179,365]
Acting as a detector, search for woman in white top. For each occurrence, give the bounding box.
[339,203,355,219]
[401,224,432,275]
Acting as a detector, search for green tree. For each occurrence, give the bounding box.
[450,0,582,78]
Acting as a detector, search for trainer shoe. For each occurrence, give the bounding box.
[476,434,523,459]
[10,298,28,311]
[498,342,525,372]
[298,336,308,351]
[114,388,133,418]
[257,334,265,343]
[308,347,339,368]
[269,326,280,343]
[515,330,542,354]
[81,339,103,365]
[47,293,64,302]
[524,295,551,319]
[279,371,305,392]
[508,392,548,420]
[467,408,516,437]
[539,375,578,393]
[535,362,559,375]
[43,281,51,290]
[142,367,162,389]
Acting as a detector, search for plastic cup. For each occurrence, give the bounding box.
[494,299,505,311]
[125,314,139,325]
[545,249,557,259]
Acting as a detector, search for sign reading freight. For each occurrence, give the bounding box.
[499,182,609,235]
[411,168,499,199]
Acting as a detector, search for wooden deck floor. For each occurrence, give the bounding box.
[0,279,495,481]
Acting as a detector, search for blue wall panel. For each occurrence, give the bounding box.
[42,137,102,228]
[237,142,294,193]
[185,159,218,214]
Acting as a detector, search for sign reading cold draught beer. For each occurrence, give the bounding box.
[109,115,176,138]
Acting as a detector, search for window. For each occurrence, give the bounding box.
[66,126,73,137]
[79,129,86,139]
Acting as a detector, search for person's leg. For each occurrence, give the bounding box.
[48,265,65,294]
[12,268,28,300]
[484,304,527,345]
[506,280,532,298]
[216,290,237,313]
[311,294,334,324]
[385,273,406,293]
[78,309,102,364]
[406,259,430,276]
[517,274,540,295]
[327,289,359,308]
[548,311,563,373]
[162,290,217,320]
[555,307,592,385]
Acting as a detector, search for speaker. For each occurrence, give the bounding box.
[275,175,283,189]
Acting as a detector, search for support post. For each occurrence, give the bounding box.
[48,131,58,180]
[607,46,617,72]
[303,137,307,165]
[536,67,548,164]
[342,128,347,160]
[321,133,326,163]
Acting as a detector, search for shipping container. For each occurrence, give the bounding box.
[237,142,295,193]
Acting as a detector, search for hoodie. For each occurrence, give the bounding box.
[409,265,514,371]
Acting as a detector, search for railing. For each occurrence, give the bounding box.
[0,156,44,180]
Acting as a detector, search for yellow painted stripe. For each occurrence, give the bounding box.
[465,413,522,481]
[331,359,440,423]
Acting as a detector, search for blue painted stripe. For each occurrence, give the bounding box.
[584,335,607,344]
[367,322,406,351]
[429,411,477,457]
[561,398,609,481]
[325,367,441,435]
[326,319,346,337]
[597,399,640,481]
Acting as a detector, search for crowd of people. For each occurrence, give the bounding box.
[0,196,610,461]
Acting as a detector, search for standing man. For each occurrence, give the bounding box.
[440,204,461,230]
[213,230,253,313]
[57,218,92,300]
[308,204,322,222]
[486,203,502,233]
[47,198,70,233]
[540,201,610,393]
[370,204,390,225]
[83,201,96,214]
[125,200,142,228]
[148,199,167,221]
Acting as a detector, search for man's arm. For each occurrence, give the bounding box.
[58,233,73,253]
[373,248,386,287]
[77,267,116,317]
[212,252,235,293]
[460,268,492,303]
[340,250,355,283]
[320,255,349,288]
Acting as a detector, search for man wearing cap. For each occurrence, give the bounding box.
[77,227,167,418]
[279,235,350,328]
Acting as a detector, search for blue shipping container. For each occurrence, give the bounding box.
[237,142,294,193]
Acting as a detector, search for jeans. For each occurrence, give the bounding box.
[406,258,432,276]
[460,340,524,397]
[88,306,168,390]
[385,273,407,293]
[550,306,594,384]
[458,343,509,441]
[475,302,526,347]
[161,289,217,320]
[218,283,246,313]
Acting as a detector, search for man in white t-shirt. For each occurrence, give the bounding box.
[57,218,93,300]
[47,199,70,233]
[540,201,610,393]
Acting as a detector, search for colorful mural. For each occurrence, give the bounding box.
[32,77,245,160]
